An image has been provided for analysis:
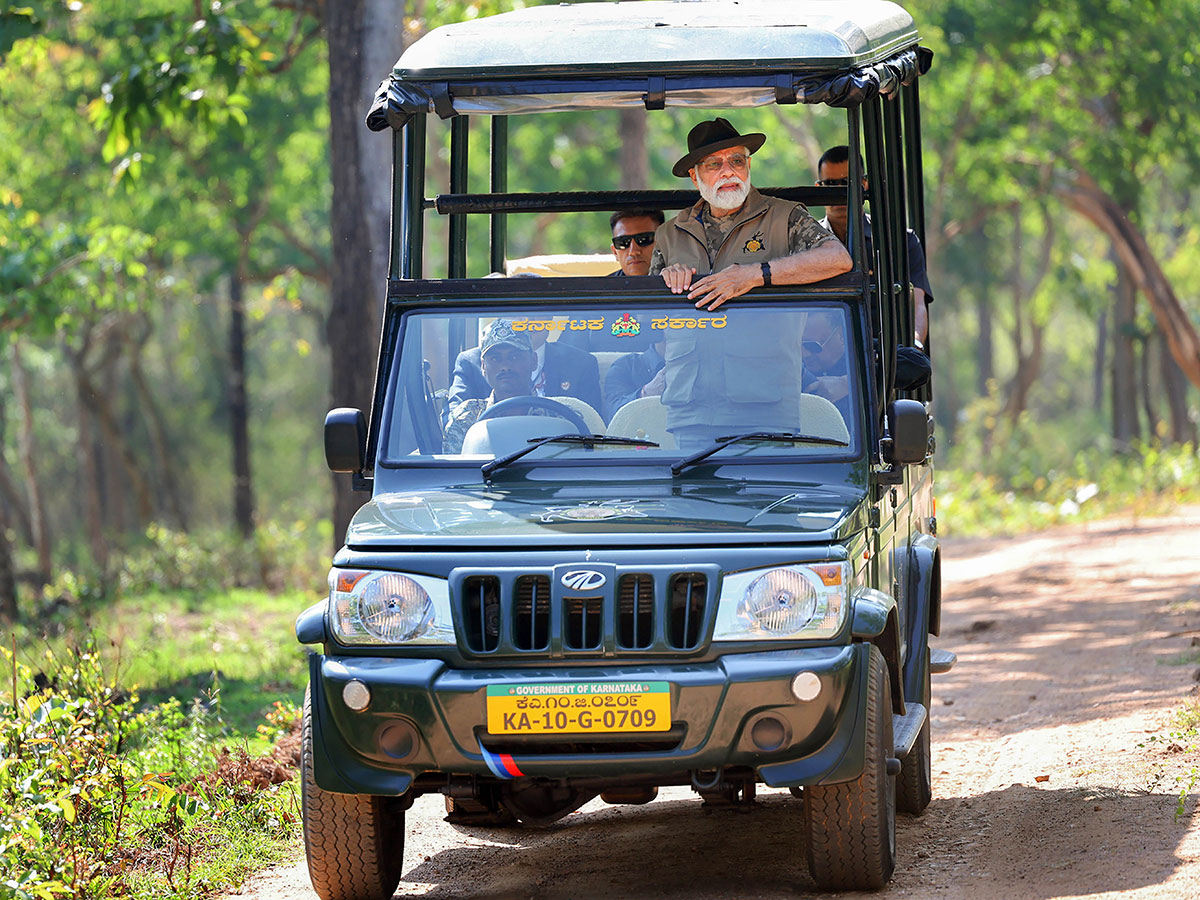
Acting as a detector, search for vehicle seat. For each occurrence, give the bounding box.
[547,395,605,434]
[799,393,850,443]
[606,396,675,449]
[592,352,624,395]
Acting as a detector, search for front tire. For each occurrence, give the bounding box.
[301,685,406,900]
[803,645,897,890]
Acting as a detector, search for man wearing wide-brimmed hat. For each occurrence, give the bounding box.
[651,118,851,310]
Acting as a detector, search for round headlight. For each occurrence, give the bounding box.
[359,574,433,641]
[742,569,818,633]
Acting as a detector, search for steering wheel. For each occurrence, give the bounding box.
[476,395,590,435]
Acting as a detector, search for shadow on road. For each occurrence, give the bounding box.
[396,784,1198,899]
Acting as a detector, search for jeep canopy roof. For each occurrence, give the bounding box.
[367,0,931,130]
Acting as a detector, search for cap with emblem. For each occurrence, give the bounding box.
[480,319,533,358]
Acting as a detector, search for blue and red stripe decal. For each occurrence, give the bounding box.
[479,743,525,779]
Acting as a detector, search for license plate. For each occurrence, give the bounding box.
[486,681,671,735]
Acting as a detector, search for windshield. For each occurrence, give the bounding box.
[380,302,860,467]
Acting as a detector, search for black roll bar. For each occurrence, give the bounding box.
[432,186,848,217]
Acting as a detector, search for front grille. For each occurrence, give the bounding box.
[617,574,654,649]
[513,575,550,651]
[453,565,717,657]
[669,574,707,650]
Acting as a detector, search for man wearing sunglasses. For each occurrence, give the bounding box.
[817,145,934,346]
[651,118,851,311]
[610,208,664,277]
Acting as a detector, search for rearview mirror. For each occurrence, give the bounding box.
[324,408,367,473]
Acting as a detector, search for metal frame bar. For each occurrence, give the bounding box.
[400,113,427,279]
[449,117,470,278]
[490,116,509,274]
[436,186,845,216]
[882,93,913,351]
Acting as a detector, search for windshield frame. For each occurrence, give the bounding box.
[371,278,869,476]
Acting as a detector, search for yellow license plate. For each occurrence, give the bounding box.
[486,682,671,735]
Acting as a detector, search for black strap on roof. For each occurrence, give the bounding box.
[643,76,666,110]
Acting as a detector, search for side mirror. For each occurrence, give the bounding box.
[885,399,929,465]
[324,408,367,473]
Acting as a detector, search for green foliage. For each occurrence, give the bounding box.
[0,643,298,899]
[118,520,328,597]
[939,387,1200,536]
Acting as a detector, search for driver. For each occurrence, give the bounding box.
[443,320,555,453]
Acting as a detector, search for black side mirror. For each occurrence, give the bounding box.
[885,399,929,465]
[324,408,367,473]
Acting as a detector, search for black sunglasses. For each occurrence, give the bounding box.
[816,177,850,187]
[612,231,656,250]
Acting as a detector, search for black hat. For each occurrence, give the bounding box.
[672,118,766,178]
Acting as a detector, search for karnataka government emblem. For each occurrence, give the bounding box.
[539,499,652,522]
[611,313,641,338]
[743,231,765,253]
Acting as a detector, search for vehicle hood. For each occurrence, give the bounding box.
[346,477,867,547]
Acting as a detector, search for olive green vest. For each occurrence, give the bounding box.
[653,187,807,433]
[653,186,794,274]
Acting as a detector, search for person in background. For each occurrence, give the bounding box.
[609,208,664,277]
[816,144,934,346]
[603,339,666,420]
[443,320,555,453]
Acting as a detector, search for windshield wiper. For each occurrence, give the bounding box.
[482,433,659,478]
[670,431,849,476]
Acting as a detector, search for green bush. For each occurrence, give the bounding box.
[938,389,1200,536]
[117,520,329,597]
[0,642,298,900]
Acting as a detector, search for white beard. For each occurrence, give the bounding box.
[697,176,749,212]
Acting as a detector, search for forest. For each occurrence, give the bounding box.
[3,0,1200,618]
[3,1,1200,897]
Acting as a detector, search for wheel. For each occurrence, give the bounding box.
[301,685,406,900]
[476,395,591,434]
[803,645,897,890]
[897,649,932,815]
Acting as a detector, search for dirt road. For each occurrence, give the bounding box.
[228,510,1200,899]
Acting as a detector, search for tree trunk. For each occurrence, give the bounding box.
[0,503,15,620]
[1110,255,1139,450]
[75,380,108,577]
[10,342,52,586]
[1159,329,1196,446]
[128,348,189,530]
[1093,309,1108,413]
[618,109,648,190]
[1139,335,1158,441]
[972,228,994,396]
[229,272,255,538]
[323,0,403,546]
[1058,173,1200,390]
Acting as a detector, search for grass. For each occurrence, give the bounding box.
[14,587,311,741]
[4,586,311,898]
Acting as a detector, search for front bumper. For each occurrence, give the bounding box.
[308,644,871,796]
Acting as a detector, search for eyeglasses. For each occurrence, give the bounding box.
[612,231,656,250]
[697,153,749,173]
[802,328,842,355]
[816,177,850,187]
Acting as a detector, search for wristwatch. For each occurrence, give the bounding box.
[760,261,772,286]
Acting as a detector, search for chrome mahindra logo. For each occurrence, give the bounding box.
[561,570,607,591]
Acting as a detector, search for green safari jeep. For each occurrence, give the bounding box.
[296,1,954,895]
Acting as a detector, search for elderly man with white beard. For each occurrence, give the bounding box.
[648,119,853,451]
[650,118,851,310]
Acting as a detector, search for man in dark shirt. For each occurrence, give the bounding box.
[603,340,665,419]
[816,145,934,346]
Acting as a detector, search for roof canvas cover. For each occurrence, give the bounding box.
[367,0,929,130]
